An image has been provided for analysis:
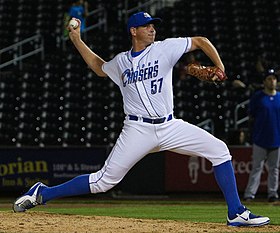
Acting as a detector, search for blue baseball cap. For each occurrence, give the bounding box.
[127,12,161,33]
[263,68,278,80]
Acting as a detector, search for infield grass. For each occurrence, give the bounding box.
[1,199,279,225]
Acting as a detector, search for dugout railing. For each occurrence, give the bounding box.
[197,118,215,135]
[60,7,108,51]
[124,0,167,21]
[0,34,44,71]
[234,99,249,130]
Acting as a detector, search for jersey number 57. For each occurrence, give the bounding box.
[151,77,163,94]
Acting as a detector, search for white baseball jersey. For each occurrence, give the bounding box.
[102,37,191,118]
[89,37,231,194]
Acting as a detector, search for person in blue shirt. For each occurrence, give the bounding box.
[244,69,280,202]
[69,0,88,32]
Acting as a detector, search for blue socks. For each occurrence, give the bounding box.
[213,160,244,219]
[41,174,91,203]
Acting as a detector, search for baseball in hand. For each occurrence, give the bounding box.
[69,19,79,29]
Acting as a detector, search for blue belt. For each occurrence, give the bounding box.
[128,114,173,124]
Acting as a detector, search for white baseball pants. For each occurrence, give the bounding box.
[89,118,231,193]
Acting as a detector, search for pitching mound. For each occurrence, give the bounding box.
[1,212,279,233]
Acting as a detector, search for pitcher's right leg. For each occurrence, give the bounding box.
[89,121,158,193]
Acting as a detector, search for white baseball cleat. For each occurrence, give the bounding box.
[13,182,46,212]
[227,208,270,227]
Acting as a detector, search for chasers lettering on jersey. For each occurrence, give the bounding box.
[103,38,191,117]
[122,60,159,87]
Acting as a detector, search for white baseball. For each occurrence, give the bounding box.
[69,19,79,29]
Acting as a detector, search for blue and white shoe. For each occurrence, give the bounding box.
[13,182,47,212]
[227,208,270,227]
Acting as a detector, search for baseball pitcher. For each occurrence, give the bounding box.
[13,12,269,227]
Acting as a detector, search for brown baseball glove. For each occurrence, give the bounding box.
[185,63,228,83]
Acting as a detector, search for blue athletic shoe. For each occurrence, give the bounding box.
[227,207,270,227]
[13,182,47,212]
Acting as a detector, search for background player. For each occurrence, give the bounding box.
[244,69,280,202]
[13,12,269,227]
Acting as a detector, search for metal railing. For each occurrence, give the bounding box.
[124,0,166,21]
[234,99,249,129]
[84,7,107,33]
[61,7,107,50]
[0,34,44,70]
[197,118,215,135]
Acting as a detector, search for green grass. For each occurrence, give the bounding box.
[1,199,279,225]
[39,204,228,222]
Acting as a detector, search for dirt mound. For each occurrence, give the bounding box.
[1,212,279,233]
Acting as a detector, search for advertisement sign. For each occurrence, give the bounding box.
[0,147,108,191]
[165,146,269,193]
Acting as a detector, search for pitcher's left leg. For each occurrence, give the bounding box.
[158,119,269,226]
[159,119,230,166]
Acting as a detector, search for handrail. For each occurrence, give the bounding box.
[234,99,249,129]
[83,7,107,34]
[0,34,40,53]
[197,118,215,135]
[126,0,163,14]
[61,7,107,50]
[124,0,165,21]
[0,34,44,70]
